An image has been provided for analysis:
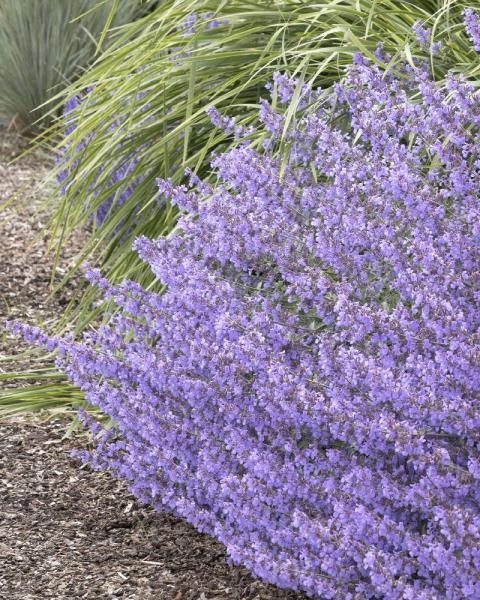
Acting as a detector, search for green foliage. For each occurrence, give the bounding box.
[0,0,141,133]
[0,375,86,417]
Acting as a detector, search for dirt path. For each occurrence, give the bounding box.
[0,138,307,600]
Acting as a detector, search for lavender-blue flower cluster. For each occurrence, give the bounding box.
[12,40,480,599]
[181,11,226,35]
[412,21,442,54]
[464,8,480,52]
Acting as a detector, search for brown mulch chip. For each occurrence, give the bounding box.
[0,420,308,600]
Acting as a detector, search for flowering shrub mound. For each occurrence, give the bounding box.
[11,43,480,598]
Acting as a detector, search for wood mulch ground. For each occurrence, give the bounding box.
[0,419,307,600]
[0,132,85,377]
[0,132,308,600]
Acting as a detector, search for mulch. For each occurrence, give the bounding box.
[0,134,309,600]
[0,132,85,377]
[0,419,307,600]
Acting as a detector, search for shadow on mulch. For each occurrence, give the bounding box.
[0,420,308,600]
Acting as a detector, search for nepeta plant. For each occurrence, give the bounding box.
[464,7,480,51]
[180,11,227,35]
[10,31,480,600]
[412,21,442,54]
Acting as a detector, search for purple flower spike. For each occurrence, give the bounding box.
[412,21,442,54]
[464,8,480,51]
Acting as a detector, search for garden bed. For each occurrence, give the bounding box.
[0,419,306,600]
[0,139,306,600]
